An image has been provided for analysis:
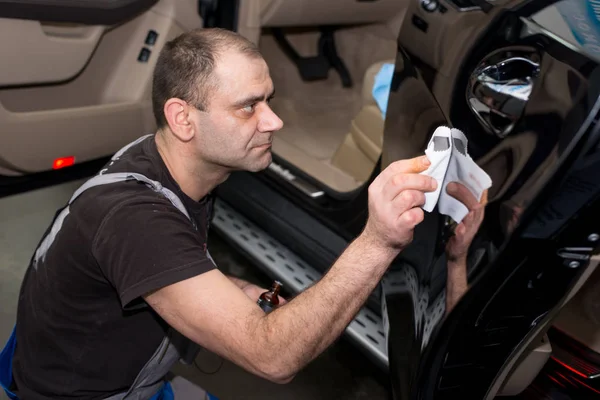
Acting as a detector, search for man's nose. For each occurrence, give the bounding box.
[258,105,283,132]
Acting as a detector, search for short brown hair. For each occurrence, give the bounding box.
[151,28,262,129]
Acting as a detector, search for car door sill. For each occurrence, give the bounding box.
[267,161,325,199]
[212,198,389,370]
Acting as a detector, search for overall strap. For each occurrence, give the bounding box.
[28,134,205,398]
[33,172,191,267]
[32,133,189,267]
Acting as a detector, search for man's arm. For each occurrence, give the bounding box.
[145,156,436,383]
[227,275,251,290]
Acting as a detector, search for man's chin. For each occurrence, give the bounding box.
[246,153,272,173]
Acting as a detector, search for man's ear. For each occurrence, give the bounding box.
[163,98,195,142]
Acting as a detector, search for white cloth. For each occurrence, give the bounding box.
[421,126,492,223]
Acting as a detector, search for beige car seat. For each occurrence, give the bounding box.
[331,60,393,184]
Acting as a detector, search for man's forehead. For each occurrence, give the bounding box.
[213,51,272,95]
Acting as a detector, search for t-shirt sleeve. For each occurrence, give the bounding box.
[92,196,215,309]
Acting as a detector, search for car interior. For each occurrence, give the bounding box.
[1,0,599,397]
[234,0,405,194]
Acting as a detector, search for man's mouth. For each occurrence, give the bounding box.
[256,140,272,148]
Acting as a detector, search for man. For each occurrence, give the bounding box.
[4,28,485,399]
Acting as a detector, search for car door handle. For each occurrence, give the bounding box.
[467,50,541,138]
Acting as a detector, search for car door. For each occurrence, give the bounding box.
[381,0,600,398]
[0,0,202,177]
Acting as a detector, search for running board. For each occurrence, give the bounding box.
[211,198,389,370]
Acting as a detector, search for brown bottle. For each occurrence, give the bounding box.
[257,281,283,313]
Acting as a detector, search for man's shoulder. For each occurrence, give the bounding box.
[71,179,187,226]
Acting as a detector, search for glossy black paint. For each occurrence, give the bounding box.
[382,3,600,399]
[409,162,600,399]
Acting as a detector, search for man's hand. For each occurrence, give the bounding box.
[362,155,437,252]
[445,183,488,262]
[228,276,287,305]
[241,282,287,305]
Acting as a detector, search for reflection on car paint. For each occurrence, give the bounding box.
[382,4,600,398]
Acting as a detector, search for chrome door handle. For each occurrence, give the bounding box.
[467,50,541,138]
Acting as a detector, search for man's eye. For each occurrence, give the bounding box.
[242,104,255,113]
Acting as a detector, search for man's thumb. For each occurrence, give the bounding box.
[402,155,431,173]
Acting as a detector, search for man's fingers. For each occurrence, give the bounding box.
[401,155,432,174]
[480,189,489,205]
[392,189,426,212]
[398,207,425,227]
[446,182,479,210]
[370,155,432,194]
[381,156,431,180]
[384,173,437,201]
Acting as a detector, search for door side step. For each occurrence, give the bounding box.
[211,198,389,370]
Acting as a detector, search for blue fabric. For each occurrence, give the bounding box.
[371,62,395,118]
[0,325,18,400]
[150,381,174,400]
[206,394,220,400]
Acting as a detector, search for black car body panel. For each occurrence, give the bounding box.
[381,1,600,397]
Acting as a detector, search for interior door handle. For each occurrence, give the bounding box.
[467,50,541,138]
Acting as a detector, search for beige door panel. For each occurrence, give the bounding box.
[150,0,203,32]
[497,334,552,396]
[0,1,199,175]
[553,260,600,354]
[0,18,104,86]
[237,0,263,45]
[236,0,409,45]
[261,0,404,27]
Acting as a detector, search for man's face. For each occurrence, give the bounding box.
[191,51,283,172]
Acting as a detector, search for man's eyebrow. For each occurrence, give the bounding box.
[233,88,276,108]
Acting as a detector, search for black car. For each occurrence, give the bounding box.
[1,0,599,398]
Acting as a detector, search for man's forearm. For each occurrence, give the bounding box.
[446,257,468,314]
[253,233,399,380]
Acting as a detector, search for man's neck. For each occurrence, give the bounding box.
[155,132,229,202]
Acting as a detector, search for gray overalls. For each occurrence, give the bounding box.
[6,135,212,399]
